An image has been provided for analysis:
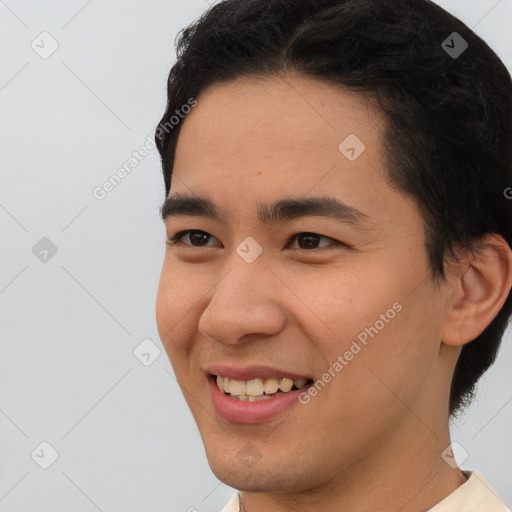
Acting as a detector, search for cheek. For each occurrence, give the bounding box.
[155,270,178,341]
[292,258,437,383]
[155,262,201,351]
[280,263,392,346]
[325,279,442,412]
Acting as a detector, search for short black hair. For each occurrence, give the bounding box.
[155,0,512,416]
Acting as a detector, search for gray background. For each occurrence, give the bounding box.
[1,1,511,511]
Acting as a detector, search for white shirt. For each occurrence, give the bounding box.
[219,471,510,512]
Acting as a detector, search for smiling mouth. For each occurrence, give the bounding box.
[213,375,313,401]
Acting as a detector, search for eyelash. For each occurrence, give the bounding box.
[166,229,345,250]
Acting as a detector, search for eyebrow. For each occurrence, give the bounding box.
[160,193,372,228]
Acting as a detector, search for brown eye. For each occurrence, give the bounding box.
[291,232,338,250]
[187,230,211,246]
[168,230,220,247]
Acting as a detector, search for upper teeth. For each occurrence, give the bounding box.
[216,376,308,396]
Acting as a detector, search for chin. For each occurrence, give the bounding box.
[210,463,293,493]
[204,441,313,494]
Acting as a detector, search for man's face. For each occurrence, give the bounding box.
[156,75,450,492]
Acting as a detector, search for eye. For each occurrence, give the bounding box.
[288,232,339,250]
[167,230,342,250]
[167,229,220,247]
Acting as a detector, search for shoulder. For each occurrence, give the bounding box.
[428,471,511,512]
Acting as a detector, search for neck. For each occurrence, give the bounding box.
[238,421,467,512]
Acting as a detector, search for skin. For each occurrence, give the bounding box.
[156,74,512,511]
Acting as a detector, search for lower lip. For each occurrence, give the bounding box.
[209,376,308,424]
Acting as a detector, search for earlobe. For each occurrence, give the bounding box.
[441,233,512,347]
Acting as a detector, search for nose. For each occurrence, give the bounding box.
[198,263,287,345]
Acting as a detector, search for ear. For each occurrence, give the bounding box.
[441,233,512,347]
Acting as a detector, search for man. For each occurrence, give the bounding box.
[154,0,512,510]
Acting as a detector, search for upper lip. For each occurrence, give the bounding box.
[206,364,313,381]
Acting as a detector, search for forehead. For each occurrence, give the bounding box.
[175,74,383,165]
[170,74,418,230]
